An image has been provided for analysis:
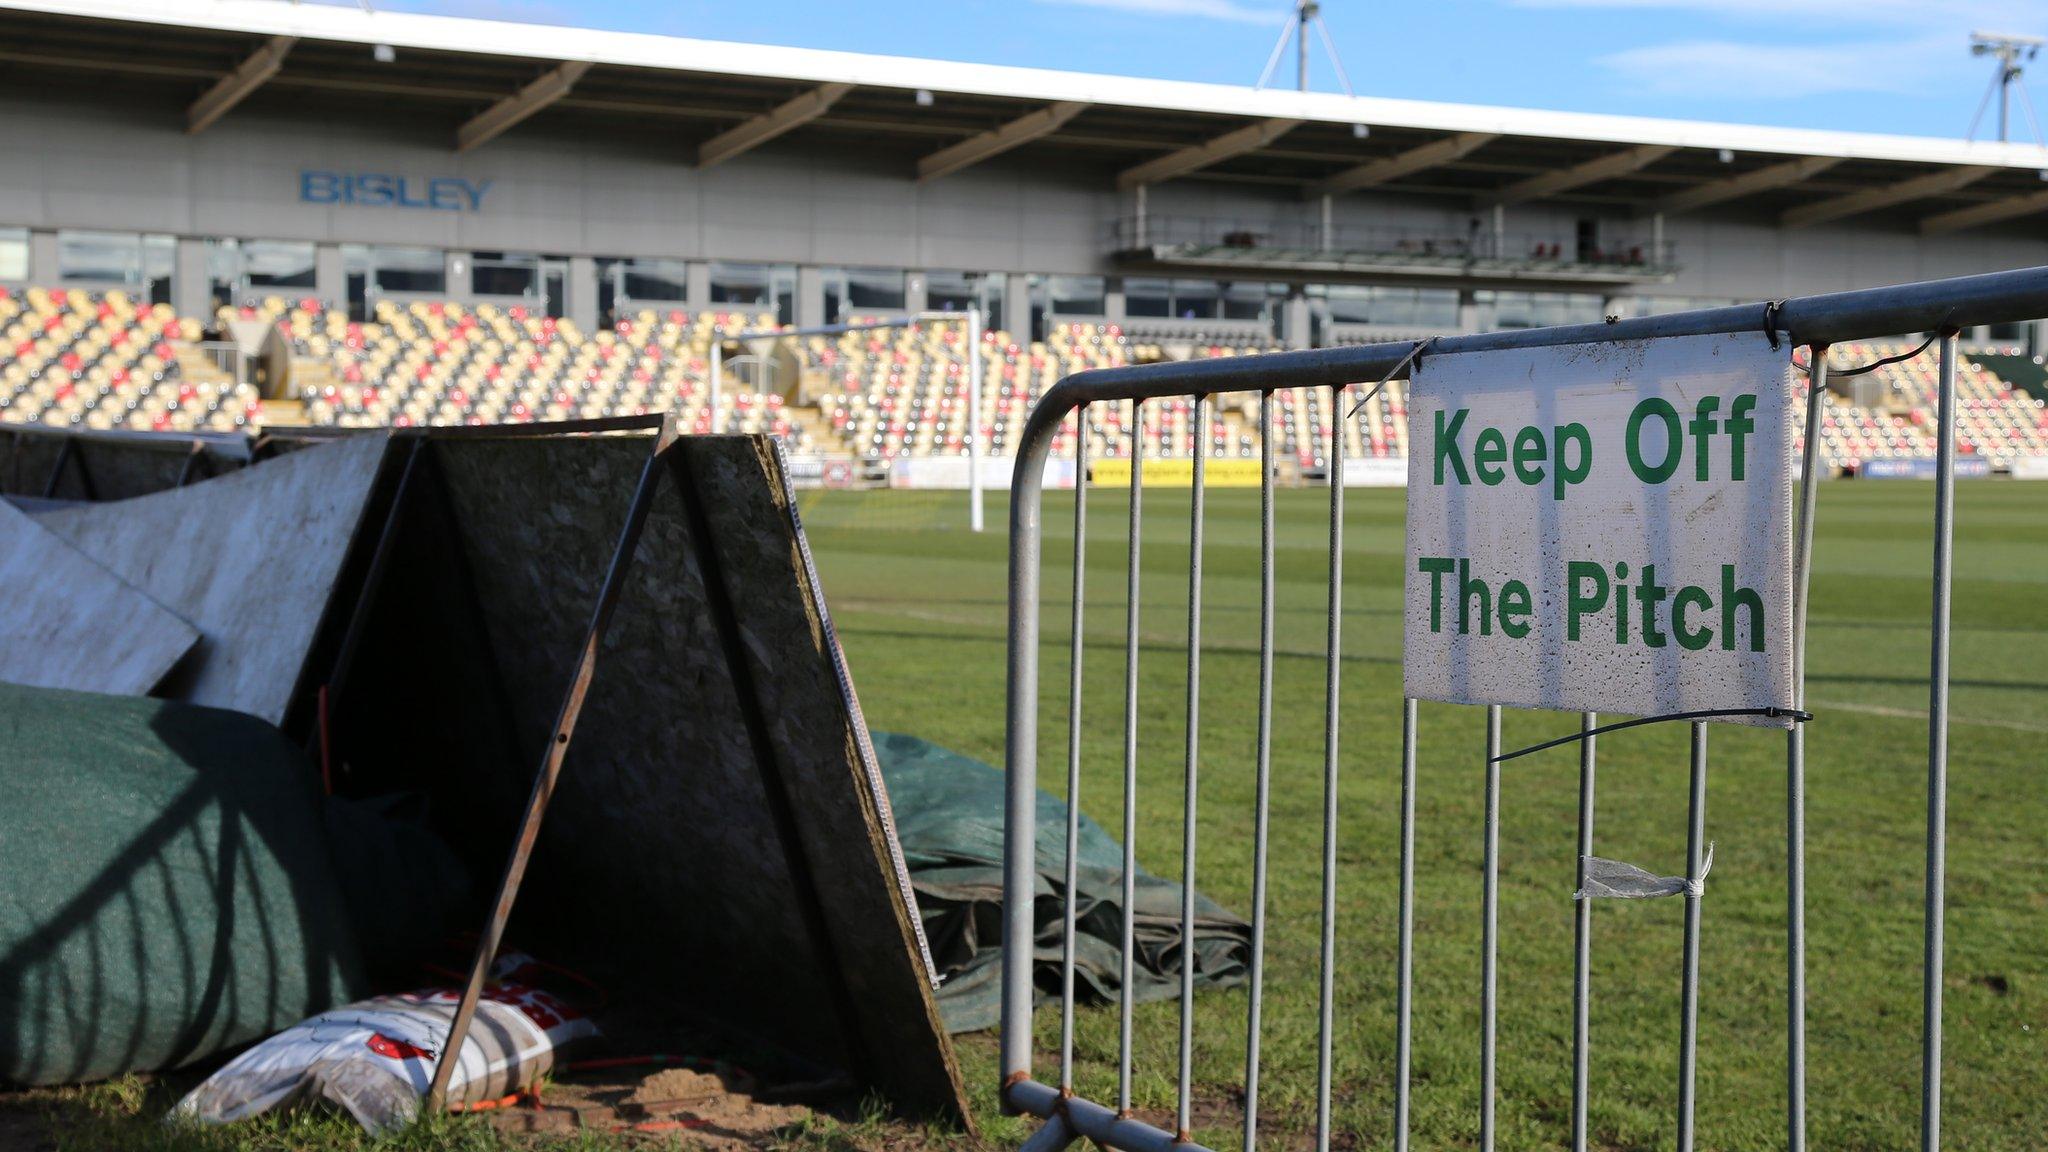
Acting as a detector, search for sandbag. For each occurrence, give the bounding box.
[871,731,1250,1033]
[0,681,461,1086]
[172,953,598,1133]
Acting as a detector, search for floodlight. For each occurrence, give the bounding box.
[1717,148,1735,163]
[914,89,935,107]
[1352,123,1370,139]
[372,43,396,64]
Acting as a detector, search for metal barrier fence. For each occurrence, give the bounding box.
[999,266,2048,1152]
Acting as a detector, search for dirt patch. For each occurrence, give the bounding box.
[487,1061,827,1149]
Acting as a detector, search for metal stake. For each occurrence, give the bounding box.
[1571,711,1597,1152]
[1921,333,1958,1152]
[1243,393,1276,1152]
[1059,408,1088,1092]
[1314,385,1346,1152]
[1119,401,1144,1115]
[1394,697,1418,1152]
[1176,394,1208,1143]
[1676,722,1709,1152]
[1481,704,1501,1152]
[1788,346,1826,1152]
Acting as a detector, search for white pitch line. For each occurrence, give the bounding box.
[1809,699,2048,736]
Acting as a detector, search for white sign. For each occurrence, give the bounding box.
[2012,456,2048,480]
[1341,456,1408,487]
[887,456,1074,490]
[1404,333,1796,725]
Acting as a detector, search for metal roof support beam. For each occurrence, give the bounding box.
[1116,116,1301,191]
[918,100,1090,182]
[1307,131,1496,198]
[456,60,593,152]
[186,34,295,134]
[1488,143,1678,206]
[1782,165,1997,229]
[697,81,854,169]
[1654,155,1843,216]
[1920,187,2048,234]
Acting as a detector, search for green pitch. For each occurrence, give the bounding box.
[798,480,2047,1151]
[18,481,2041,1151]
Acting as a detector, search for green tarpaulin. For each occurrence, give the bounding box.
[0,682,465,1086]
[872,732,1250,1034]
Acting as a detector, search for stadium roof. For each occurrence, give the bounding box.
[8,0,2048,233]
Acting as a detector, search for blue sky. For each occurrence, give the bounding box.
[360,0,2048,141]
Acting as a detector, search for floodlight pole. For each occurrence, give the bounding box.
[1297,1,1310,92]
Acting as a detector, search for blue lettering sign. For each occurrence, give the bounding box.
[298,171,492,212]
[300,171,343,204]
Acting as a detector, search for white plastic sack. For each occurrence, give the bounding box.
[170,954,597,1133]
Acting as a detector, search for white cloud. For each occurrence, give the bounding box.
[1596,36,1949,100]
[1033,0,1283,27]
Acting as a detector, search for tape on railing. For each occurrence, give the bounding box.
[1575,842,1714,900]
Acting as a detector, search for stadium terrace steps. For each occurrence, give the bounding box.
[4,287,2044,474]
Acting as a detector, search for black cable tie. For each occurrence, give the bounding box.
[1347,338,1430,419]
[1797,333,1938,379]
[1762,300,1785,351]
[1491,706,1813,764]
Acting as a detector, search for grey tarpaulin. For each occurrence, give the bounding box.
[871,731,1250,1034]
[1576,843,1715,900]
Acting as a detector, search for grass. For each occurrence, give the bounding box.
[6,481,2041,1151]
[793,480,2048,1152]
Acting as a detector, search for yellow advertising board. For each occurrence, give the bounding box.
[1089,458,1263,488]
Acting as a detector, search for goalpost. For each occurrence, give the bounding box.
[715,308,987,532]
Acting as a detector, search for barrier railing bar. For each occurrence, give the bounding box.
[1177,393,1209,1143]
[1921,332,1959,1152]
[1394,697,1419,1152]
[1060,407,1089,1093]
[1243,393,1277,1152]
[1571,710,1598,1152]
[1676,721,1709,1152]
[1788,348,1825,1152]
[1481,703,1502,1152]
[1313,384,1347,1152]
[1118,401,1144,1117]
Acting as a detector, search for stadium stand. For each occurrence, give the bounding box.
[1,286,259,432]
[5,290,2046,475]
[1800,342,2048,471]
[245,296,812,448]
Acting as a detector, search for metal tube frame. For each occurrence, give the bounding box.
[997,267,2035,1152]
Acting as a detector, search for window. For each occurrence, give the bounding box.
[709,262,796,325]
[1321,286,1459,328]
[1481,291,1604,331]
[1221,281,1283,322]
[926,270,1002,328]
[207,239,317,309]
[1123,278,1222,320]
[0,228,26,282]
[1045,275,1105,317]
[822,266,907,321]
[57,230,173,302]
[368,246,446,294]
[471,251,540,299]
[604,257,689,305]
